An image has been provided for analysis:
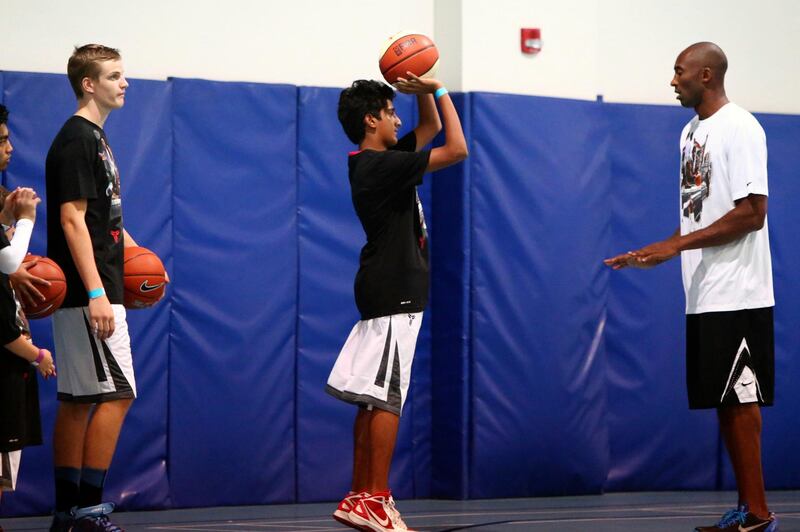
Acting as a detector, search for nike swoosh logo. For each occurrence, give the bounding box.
[740,381,753,386]
[740,523,769,531]
[140,281,164,292]
[366,504,392,528]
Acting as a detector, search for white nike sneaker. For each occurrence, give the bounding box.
[349,490,415,531]
[333,490,368,530]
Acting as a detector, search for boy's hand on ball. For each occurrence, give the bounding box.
[394,72,442,94]
[10,258,50,305]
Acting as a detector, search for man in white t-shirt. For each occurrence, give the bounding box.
[606,42,778,532]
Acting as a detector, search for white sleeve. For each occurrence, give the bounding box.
[728,113,768,201]
[0,218,34,274]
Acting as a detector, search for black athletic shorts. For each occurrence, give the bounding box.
[686,307,774,410]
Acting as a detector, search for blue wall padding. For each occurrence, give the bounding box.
[295,86,361,502]
[603,103,720,490]
[104,79,173,509]
[728,113,800,489]
[1,70,799,517]
[468,93,611,497]
[430,93,472,499]
[169,79,298,506]
[2,72,172,514]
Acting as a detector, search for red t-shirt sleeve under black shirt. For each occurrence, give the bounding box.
[348,132,432,320]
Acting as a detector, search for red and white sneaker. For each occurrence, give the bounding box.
[349,491,414,531]
[333,491,368,529]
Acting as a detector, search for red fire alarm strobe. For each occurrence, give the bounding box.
[521,28,542,55]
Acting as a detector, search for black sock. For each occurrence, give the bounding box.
[54,467,81,513]
[78,467,107,508]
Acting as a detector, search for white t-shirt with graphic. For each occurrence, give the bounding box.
[679,102,774,314]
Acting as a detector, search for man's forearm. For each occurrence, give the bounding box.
[63,217,103,293]
[677,202,765,252]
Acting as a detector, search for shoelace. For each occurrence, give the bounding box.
[387,498,408,530]
[715,507,747,527]
[87,514,123,532]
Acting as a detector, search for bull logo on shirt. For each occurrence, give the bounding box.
[681,129,711,222]
[95,131,123,244]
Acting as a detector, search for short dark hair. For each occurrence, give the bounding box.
[0,104,8,127]
[67,44,122,99]
[338,80,395,144]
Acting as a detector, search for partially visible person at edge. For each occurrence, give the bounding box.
[0,103,56,529]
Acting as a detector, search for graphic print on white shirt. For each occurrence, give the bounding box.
[681,125,712,222]
[678,103,774,314]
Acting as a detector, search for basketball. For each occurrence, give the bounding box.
[20,255,67,319]
[123,246,167,309]
[379,31,439,85]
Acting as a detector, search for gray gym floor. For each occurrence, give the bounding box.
[1,491,798,531]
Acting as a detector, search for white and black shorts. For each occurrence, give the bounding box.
[326,312,423,416]
[53,305,137,403]
[0,450,21,491]
[686,307,774,410]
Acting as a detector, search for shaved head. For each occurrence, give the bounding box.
[678,42,728,84]
[671,42,729,115]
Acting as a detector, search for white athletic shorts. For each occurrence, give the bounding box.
[326,312,422,415]
[0,450,21,491]
[52,305,137,403]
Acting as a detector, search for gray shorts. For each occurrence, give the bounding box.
[53,305,137,403]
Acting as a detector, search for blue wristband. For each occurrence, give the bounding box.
[434,87,448,100]
[88,287,106,299]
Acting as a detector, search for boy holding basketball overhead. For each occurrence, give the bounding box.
[45,44,149,532]
[327,74,467,531]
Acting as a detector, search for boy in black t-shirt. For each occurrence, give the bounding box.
[45,45,158,532]
[326,75,467,531]
[0,107,56,513]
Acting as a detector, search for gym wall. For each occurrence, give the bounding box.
[2,0,798,112]
[1,71,798,516]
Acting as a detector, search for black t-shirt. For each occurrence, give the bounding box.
[0,231,42,452]
[46,116,124,307]
[349,132,431,320]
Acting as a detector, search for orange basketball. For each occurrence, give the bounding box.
[379,31,439,84]
[123,246,167,309]
[20,255,67,319]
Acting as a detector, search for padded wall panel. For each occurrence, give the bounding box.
[1,72,172,514]
[732,113,800,489]
[430,93,472,499]
[170,79,297,506]
[604,103,718,490]
[469,93,610,497]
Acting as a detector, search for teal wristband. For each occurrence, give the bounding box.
[434,87,448,100]
[88,287,105,299]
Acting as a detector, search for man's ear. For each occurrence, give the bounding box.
[701,66,713,85]
[364,113,378,128]
[81,76,95,96]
